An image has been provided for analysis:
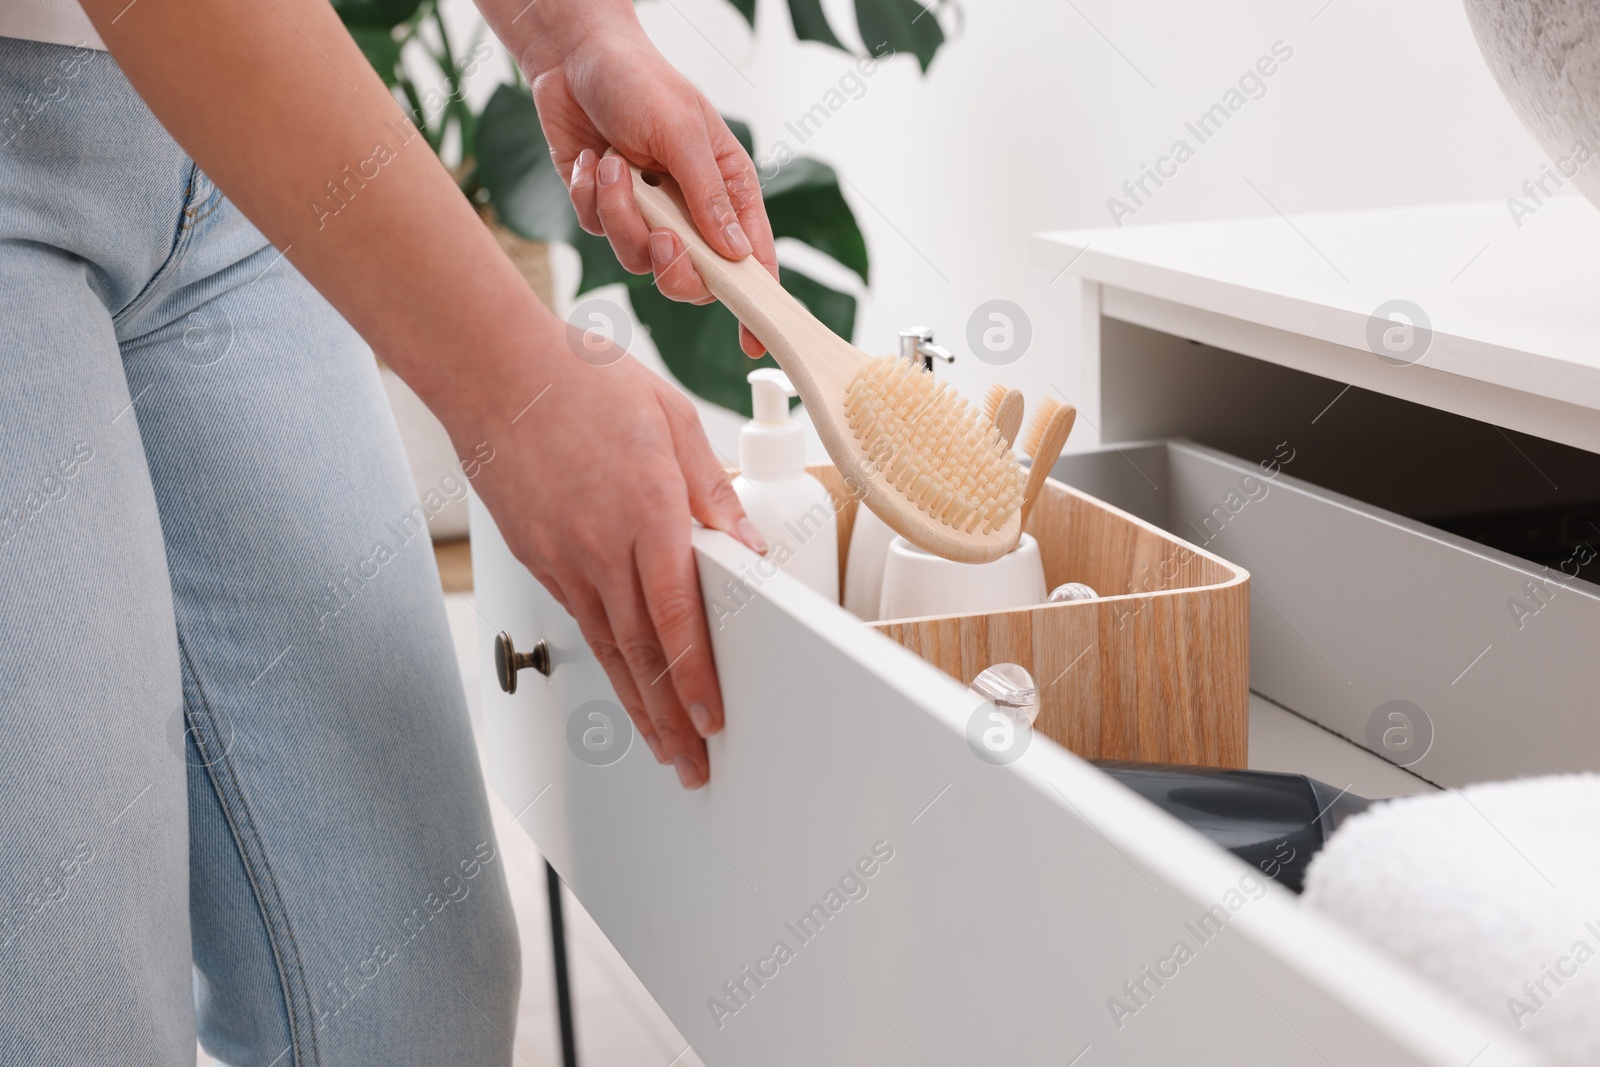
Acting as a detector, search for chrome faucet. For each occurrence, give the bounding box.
[898,326,955,372]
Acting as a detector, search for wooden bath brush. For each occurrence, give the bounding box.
[630,166,1025,562]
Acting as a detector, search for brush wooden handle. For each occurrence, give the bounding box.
[628,166,805,356]
[1019,402,1077,530]
[993,389,1025,450]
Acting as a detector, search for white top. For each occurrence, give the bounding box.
[0,0,105,49]
[1034,197,1600,423]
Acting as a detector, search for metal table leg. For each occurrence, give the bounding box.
[546,860,578,1067]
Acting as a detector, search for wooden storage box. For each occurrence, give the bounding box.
[807,464,1250,768]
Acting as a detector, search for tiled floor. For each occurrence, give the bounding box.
[199,593,701,1067]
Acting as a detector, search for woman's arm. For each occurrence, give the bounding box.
[79,0,767,788]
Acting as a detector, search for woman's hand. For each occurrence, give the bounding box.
[484,0,779,356]
[461,324,767,789]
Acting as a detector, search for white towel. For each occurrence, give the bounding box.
[1303,774,1600,1067]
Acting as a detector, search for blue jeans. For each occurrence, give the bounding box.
[0,38,519,1066]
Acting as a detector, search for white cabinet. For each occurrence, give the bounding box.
[465,197,1600,1065]
[470,499,1524,1065]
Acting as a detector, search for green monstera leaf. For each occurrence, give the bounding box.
[476,89,868,417]
[348,25,403,82]
[475,86,582,245]
[475,86,638,293]
[763,158,868,285]
[718,0,951,65]
[632,267,855,417]
[331,0,424,29]
[766,0,948,71]
[725,117,756,158]
[724,121,866,282]
[856,0,946,72]
[784,0,847,49]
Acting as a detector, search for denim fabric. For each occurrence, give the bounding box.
[0,37,519,1066]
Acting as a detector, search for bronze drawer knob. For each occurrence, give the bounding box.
[495,632,551,694]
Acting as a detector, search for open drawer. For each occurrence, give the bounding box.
[1055,440,1600,788]
[468,476,1531,1064]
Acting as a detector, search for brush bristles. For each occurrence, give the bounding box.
[844,356,1026,535]
[1021,397,1063,459]
[983,383,1008,426]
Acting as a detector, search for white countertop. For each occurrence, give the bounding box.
[1034,198,1600,441]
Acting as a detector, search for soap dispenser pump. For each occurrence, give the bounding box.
[731,369,839,603]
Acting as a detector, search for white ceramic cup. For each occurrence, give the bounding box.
[878,534,1048,619]
[842,507,896,621]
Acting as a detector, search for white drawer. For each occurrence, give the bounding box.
[468,495,1533,1066]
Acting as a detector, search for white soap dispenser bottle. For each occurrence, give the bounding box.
[731,368,839,603]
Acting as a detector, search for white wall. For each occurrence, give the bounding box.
[444,0,1555,461]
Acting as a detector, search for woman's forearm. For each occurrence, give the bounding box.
[79,0,550,431]
[474,0,639,79]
